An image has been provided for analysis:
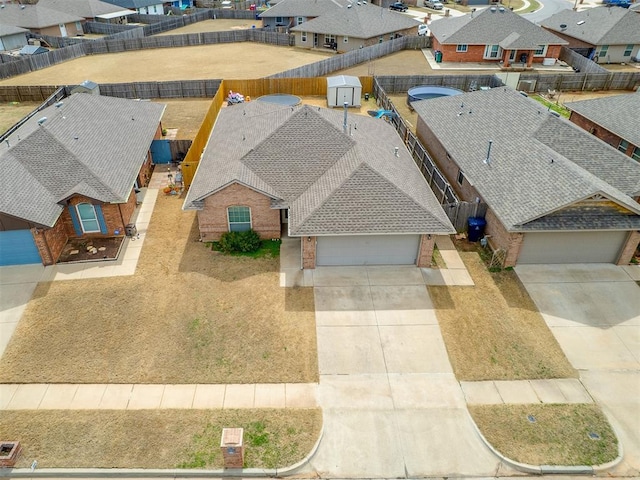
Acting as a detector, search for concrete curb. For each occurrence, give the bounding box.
[466,407,623,475]
[0,426,324,478]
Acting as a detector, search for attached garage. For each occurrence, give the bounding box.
[0,229,41,266]
[316,234,421,266]
[518,231,628,264]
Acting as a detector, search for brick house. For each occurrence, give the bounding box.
[412,87,640,266]
[0,93,165,266]
[430,6,567,67]
[36,0,135,23]
[565,93,640,162]
[0,3,85,37]
[259,0,349,30]
[289,2,421,53]
[183,102,455,269]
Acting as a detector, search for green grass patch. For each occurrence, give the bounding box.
[530,94,571,118]
[208,239,281,259]
[469,404,618,466]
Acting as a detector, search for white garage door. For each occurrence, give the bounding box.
[316,235,421,266]
[518,231,628,264]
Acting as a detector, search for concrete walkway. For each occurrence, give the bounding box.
[0,383,317,411]
[461,378,592,405]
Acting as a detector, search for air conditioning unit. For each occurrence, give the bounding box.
[517,79,537,92]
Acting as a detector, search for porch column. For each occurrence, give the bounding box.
[502,50,511,67]
[526,50,534,67]
[302,236,316,269]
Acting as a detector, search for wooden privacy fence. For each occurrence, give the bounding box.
[0,85,61,102]
[376,74,503,93]
[0,86,66,143]
[559,46,608,74]
[97,79,222,98]
[442,202,488,232]
[223,76,373,97]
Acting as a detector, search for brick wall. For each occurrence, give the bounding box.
[617,230,640,265]
[197,183,281,241]
[416,234,434,267]
[302,236,316,269]
[433,39,560,64]
[33,220,68,266]
[568,112,636,154]
[138,153,153,187]
[63,192,136,238]
[541,28,593,49]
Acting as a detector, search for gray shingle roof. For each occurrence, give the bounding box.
[184,102,454,236]
[0,93,165,227]
[430,6,567,47]
[259,0,347,18]
[0,3,84,28]
[290,2,418,38]
[565,93,640,149]
[37,0,130,19]
[102,0,160,9]
[541,7,640,45]
[411,87,640,232]
[0,23,28,36]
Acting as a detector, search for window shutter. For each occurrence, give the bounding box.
[95,205,108,234]
[68,206,82,235]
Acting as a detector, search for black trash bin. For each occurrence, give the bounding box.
[467,217,486,242]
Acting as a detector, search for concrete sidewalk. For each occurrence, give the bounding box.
[0,383,317,410]
[461,378,592,405]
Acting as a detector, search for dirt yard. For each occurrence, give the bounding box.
[0,193,318,384]
[155,18,262,35]
[0,101,40,134]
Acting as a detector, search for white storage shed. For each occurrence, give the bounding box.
[326,75,362,108]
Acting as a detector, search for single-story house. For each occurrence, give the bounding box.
[166,0,194,11]
[0,93,165,267]
[0,23,28,51]
[565,93,640,162]
[290,1,421,52]
[541,7,640,63]
[102,0,164,15]
[0,3,85,37]
[430,6,568,67]
[36,0,134,23]
[413,87,640,266]
[183,102,455,268]
[259,0,348,30]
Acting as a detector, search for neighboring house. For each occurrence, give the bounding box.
[290,2,420,52]
[259,0,348,30]
[0,93,165,267]
[183,102,455,269]
[565,93,640,162]
[413,87,640,266]
[166,0,194,11]
[0,23,28,51]
[0,3,85,37]
[102,0,164,15]
[541,6,640,63]
[36,0,134,23]
[429,6,568,67]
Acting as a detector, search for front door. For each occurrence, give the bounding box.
[59,23,68,37]
[281,209,289,224]
[314,33,318,48]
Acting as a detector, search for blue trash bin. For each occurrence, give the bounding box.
[467,217,487,242]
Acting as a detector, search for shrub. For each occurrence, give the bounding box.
[218,229,262,253]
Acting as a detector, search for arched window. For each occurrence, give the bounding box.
[227,206,251,232]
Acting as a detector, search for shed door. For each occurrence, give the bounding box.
[518,231,627,264]
[335,87,354,107]
[0,230,41,266]
[316,235,420,266]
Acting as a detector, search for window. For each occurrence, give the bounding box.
[227,206,251,232]
[276,16,283,23]
[457,170,464,185]
[509,50,516,61]
[533,44,547,57]
[632,147,640,162]
[484,44,501,59]
[296,16,304,25]
[599,45,609,57]
[76,203,100,233]
[301,31,307,42]
[76,21,83,31]
[624,44,633,57]
[618,139,629,153]
[343,36,349,43]
[456,44,468,52]
[325,34,335,43]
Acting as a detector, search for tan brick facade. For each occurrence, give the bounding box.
[302,236,316,269]
[197,183,281,241]
[416,234,435,267]
[617,230,640,265]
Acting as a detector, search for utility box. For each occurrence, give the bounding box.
[125,224,137,237]
[220,428,244,469]
[326,75,362,108]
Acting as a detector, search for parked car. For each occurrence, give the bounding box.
[424,0,444,9]
[418,24,430,36]
[389,2,408,11]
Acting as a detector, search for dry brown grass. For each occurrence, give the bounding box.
[154,18,262,35]
[0,194,318,384]
[155,98,212,140]
[0,408,322,469]
[469,404,618,466]
[0,101,40,134]
[429,250,576,381]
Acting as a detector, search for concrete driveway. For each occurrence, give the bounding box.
[303,266,506,478]
[516,264,640,477]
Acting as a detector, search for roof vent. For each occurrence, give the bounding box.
[490,6,497,12]
[37,117,47,125]
[347,3,352,7]
[394,146,399,157]
[499,6,505,11]
[20,4,25,8]
[577,20,585,25]
[549,110,560,117]
[55,101,64,108]
[560,23,567,29]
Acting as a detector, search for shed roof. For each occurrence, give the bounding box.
[183,102,454,236]
[411,87,640,232]
[430,6,567,47]
[0,3,84,28]
[0,93,165,227]
[565,93,640,149]
[259,0,348,18]
[327,75,362,88]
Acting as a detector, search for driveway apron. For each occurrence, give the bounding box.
[304,266,503,478]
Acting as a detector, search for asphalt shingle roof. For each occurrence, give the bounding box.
[37,0,130,19]
[259,0,348,18]
[411,87,640,232]
[290,2,419,38]
[0,93,165,227]
[0,3,84,28]
[0,23,28,36]
[430,6,567,47]
[564,93,640,149]
[541,6,640,45]
[102,0,160,9]
[184,102,454,236]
